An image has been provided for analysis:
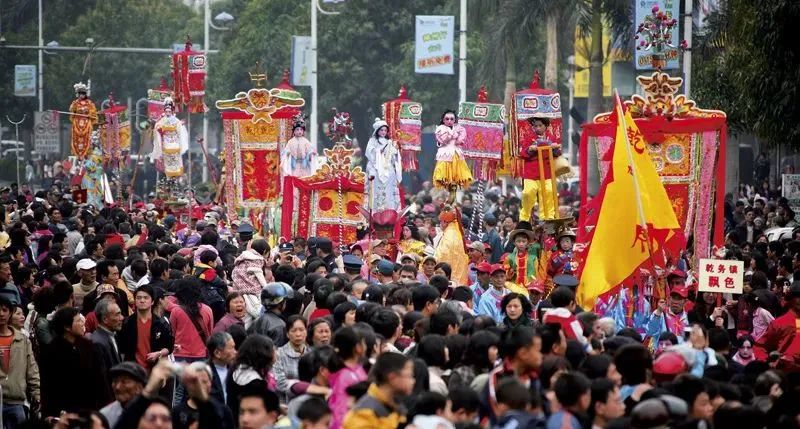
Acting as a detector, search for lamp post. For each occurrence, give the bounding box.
[6,115,25,186]
[203,0,234,184]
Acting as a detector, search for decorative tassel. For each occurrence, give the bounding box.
[401,150,418,170]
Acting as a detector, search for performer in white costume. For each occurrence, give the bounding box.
[365,118,402,211]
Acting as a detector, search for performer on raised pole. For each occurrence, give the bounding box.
[520,116,560,221]
[282,114,317,178]
[69,82,98,159]
[433,110,472,201]
[365,118,402,211]
[151,97,189,178]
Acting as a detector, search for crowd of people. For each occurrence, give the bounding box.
[0,167,798,429]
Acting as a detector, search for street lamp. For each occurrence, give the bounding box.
[202,1,234,183]
[44,40,59,55]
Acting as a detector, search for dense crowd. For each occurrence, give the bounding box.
[0,169,799,429]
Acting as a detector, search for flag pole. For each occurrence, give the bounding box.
[616,90,657,267]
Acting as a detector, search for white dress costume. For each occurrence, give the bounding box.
[365,118,403,211]
[151,102,189,177]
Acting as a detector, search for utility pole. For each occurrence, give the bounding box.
[683,0,693,97]
[310,0,318,148]
[458,0,467,103]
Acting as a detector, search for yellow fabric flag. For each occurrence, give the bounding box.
[577,95,681,308]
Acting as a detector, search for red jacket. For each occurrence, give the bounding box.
[168,301,214,359]
[519,135,560,181]
[756,308,800,371]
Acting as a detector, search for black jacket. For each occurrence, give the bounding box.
[90,327,122,404]
[40,336,107,417]
[208,358,227,406]
[118,313,175,364]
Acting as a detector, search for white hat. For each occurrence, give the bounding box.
[76,258,97,271]
[372,117,389,132]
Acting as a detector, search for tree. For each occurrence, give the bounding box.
[571,0,632,194]
[470,0,548,107]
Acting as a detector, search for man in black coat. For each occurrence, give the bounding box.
[90,296,124,380]
[206,331,237,405]
[118,285,174,369]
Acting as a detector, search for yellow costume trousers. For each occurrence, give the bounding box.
[522,179,557,221]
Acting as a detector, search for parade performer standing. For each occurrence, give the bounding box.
[433,205,470,286]
[365,118,402,211]
[520,117,560,221]
[69,82,98,159]
[433,110,472,200]
[282,114,317,178]
[151,97,189,178]
[503,222,542,296]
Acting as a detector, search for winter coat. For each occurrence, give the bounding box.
[0,328,40,405]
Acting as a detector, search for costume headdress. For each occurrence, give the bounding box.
[74,81,91,96]
[163,97,176,110]
[292,113,307,131]
[372,117,389,133]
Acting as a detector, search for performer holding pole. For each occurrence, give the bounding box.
[521,117,562,221]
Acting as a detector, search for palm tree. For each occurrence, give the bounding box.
[470,0,549,107]
[571,0,633,194]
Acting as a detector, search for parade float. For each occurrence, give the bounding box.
[578,12,726,266]
[575,5,727,330]
[458,86,505,238]
[215,65,305,237]
[281,143,366,246]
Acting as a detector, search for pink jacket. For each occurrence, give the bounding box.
[328,364,367,429]
[231,249,267,295]
[435,124,466,161]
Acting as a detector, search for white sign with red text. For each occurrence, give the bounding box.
[697,258,744,295]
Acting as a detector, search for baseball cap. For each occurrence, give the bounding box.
[76,258,97,271]
[467,241,485,253]
[95,284,118,301]
[489,264,505,275]
[109,362,148,385]
[669,286,689,299]
[377,259,395,276]
[527,279,545,293]
[666,269,687,281]
[370,239,388,250]
[399,253,419,264]
[368,254,383,265]
[471,262,492,273]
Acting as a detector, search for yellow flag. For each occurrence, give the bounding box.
[577,94,681,308]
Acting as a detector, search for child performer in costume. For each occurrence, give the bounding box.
[365,118,402,211]
[502,223,542,296]
[520,117,560,222]
[282,114,317,178]
[433,110,472,200]
[547,229,578,278]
